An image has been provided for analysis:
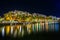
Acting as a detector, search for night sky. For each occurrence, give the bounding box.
[0,0,60,17]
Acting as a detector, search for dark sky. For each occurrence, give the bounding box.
[0,0,60,17]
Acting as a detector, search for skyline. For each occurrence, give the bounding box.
[0,10,59,37]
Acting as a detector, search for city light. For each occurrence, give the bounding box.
[0,10,60,37]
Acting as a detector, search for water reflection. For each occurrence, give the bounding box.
[0,21,59,37]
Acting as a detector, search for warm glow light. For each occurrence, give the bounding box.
[0,10,59,37]
[45,19,48,32]
[5,26,11,35]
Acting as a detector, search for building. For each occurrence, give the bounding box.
[0,10,60,37]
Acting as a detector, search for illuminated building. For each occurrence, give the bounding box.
[0,10,60,37]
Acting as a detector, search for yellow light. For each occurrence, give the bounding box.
[6,17,10,20]
[27,24,31,29]
[27,24,32,34]
[45,19,48,32]
[5,25,10,35]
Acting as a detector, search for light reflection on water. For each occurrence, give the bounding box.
[0,22,59,37]
[2,27,5,37]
